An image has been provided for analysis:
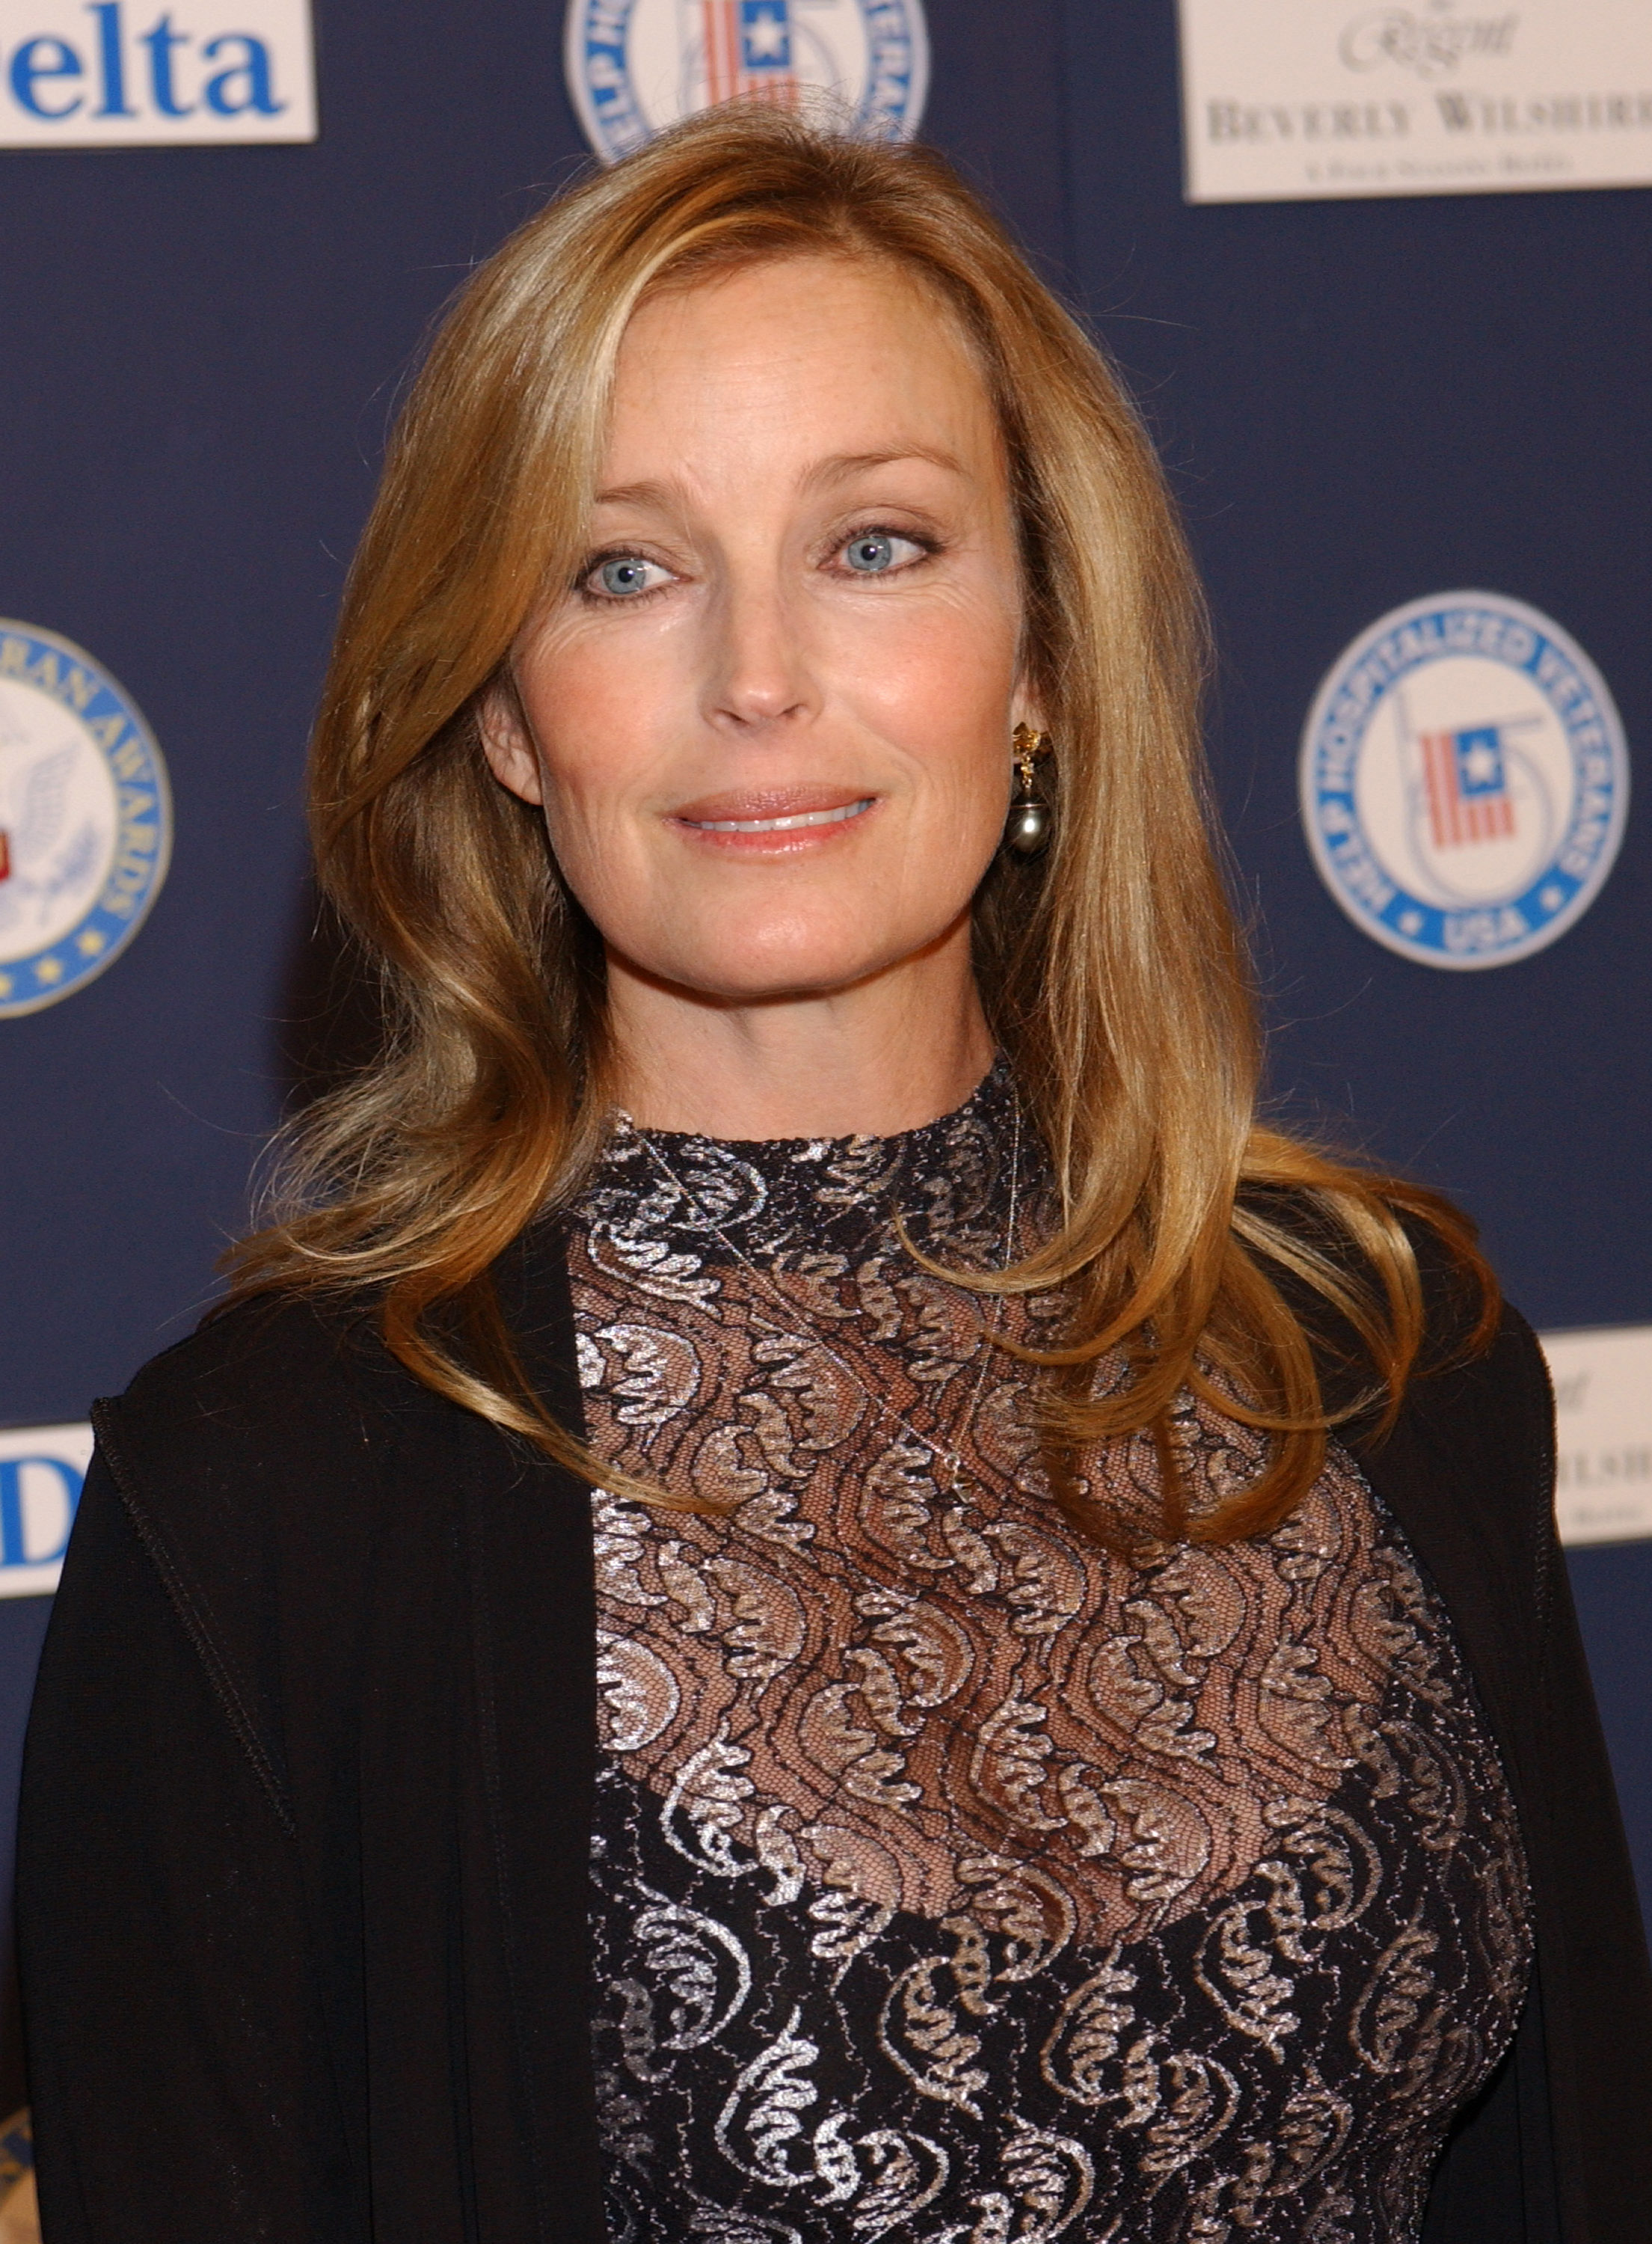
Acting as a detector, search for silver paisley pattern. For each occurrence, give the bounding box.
[574,1068,1532,2243]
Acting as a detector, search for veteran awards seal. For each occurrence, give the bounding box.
[0,622,171,1019]
[565,0,929,165]
[1300,591,1629,969]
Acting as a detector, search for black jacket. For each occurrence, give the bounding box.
[16,1227,1652,2242]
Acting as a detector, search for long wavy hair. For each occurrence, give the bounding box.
[227,105,1493,1548]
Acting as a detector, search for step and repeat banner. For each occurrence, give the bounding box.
[0,0,1648,2204]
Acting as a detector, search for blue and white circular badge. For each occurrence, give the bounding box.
[565,0,929,164]
[0,622,171,1020]
[1300,592,1629,970]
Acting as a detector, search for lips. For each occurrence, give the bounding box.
[670,788,877,836]
[684,800,874,834]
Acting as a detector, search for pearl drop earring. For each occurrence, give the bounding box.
[1005,723,1054,856]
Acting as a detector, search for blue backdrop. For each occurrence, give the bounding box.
[1,0,1648,2107]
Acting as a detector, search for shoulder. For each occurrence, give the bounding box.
[1244,1174,1532,1423]
[1247,1179,1555,1578]
[88,1290,451,1626]
[1367,1286,1555,1566]
[105,1289,414,1492]
[1378,1210,1553,1490]
[1319,1196,1556,1542]
[70,1292,503,1776]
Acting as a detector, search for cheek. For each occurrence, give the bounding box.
[519,639,672,838]
[846,601,1020,810]
[534,635,657,759]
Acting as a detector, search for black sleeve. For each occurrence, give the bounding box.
[1372,1302,1652,2242]
[16,1451,358,2243]
[1523,1445,1652,2243]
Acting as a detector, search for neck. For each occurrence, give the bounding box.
[603,929,995,1140]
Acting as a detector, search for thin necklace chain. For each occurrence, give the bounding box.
[628,1094,1024,1498]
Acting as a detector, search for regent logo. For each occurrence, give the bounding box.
[0,0,316,145]
[1339,8,1519,79]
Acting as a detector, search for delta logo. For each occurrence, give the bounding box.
[0,0,316,146]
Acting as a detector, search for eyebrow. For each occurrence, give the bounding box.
[592,446,971,511]
[805,446,969,488]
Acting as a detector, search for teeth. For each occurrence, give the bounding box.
[689,799,873,833]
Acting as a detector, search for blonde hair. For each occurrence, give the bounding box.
[229,105,1492,1548]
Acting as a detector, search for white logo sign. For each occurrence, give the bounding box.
[564,0,928,165]
[1542,1325,1652,1547]
[0,0,316,147]
[1300,592,1629,969]
[0,1423,91,1597]
[1177,0,1652,203]
[0,621,172,1017]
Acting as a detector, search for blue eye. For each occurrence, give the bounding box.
[590,555,666,598]
[841,530,926,577]
[844,533,897,574]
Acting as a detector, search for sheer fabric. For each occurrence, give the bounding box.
[571,1070,1532,2243]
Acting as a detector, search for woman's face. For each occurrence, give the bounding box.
[483,254,1037,1016]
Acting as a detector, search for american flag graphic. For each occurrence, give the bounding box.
[694,0,799,107]
[1419,724,1515,849]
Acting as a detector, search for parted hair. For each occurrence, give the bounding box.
[227,104,1493,1548]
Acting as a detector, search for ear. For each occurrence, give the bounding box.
[1010,675,1048,739]
[478,678,546,807]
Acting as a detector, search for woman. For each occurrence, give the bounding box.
[16,108,1651,2243]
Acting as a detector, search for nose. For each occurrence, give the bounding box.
[701,567,820,737]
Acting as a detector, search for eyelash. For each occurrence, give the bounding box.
[834,524,939,580]
[574,523,941,604]
[576,550,674,604]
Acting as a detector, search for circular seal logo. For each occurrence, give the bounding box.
[0,621,171,1020]
[564,0,929,164]
[1300,591,1629,970]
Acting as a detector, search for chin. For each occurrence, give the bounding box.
[685,957,894,1005]
[652,929,921,1005]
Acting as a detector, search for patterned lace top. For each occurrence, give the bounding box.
[569,1066,1532,2244]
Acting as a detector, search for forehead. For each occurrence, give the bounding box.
[605,254,1002,470]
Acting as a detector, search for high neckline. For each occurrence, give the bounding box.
[589,1054,1029,1268]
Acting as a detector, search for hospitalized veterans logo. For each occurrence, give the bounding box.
[565,0,929,163]
[1300,592,1628,969]
[0,622,171,1018]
